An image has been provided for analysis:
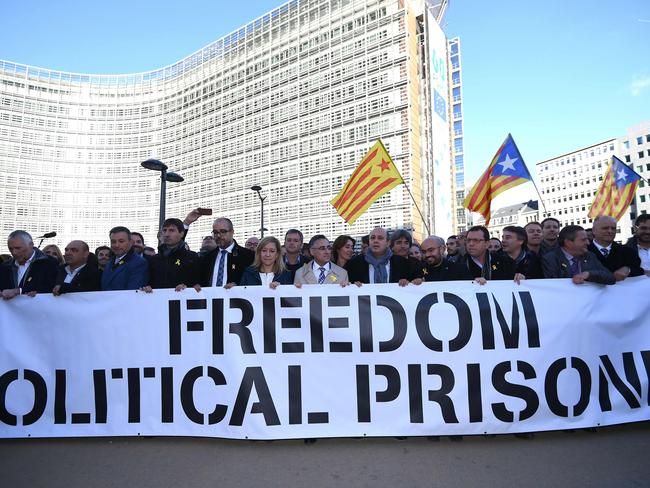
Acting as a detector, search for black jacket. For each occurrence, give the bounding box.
[421,258,473,282]
[0,248,58,293]
[588,241,643,277]
[148,245,200,289]
[54,264,102,293]
[345,254,411,284]
[198,240,254,286]
[458,252,517,280]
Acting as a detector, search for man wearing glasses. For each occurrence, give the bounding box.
[458,225,515,281]
[294,234,348,286]
[197,217,254,288]
[626,214,650,276]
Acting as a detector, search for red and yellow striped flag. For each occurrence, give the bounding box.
[331,139,403,225]
[588,156,641,221]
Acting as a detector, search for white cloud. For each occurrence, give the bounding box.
[630,75,650,96]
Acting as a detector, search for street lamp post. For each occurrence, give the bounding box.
[141,159,184,231]
[251,185,267,238]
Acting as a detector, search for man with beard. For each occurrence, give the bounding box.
[101,226,149,291]
[197,217,254,289]
[416,236,471,282]
[589,215,643,281]
[345,227,410,286]
[142,218,200,291]
[53,240,101,295]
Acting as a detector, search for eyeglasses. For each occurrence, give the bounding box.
[212,229,231,235]
[311,245,332,251]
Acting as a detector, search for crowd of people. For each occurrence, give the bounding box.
[1,209,648,300]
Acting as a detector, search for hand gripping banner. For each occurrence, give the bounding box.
[1,278,649,439]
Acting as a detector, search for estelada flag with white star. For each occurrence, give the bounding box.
[463,133,532,225]
[588,155,642,221]
[331,139,404,225]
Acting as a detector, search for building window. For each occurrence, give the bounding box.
[640,152,645,159]
[623,141,630,149]
[625,155,631,162]
[638,136,643,145]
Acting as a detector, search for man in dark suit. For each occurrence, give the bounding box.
[197,217,254,288]
[101,226,149,291]
[345,227,410,286]
[500,225,543,280]
[542,225,614,285]
[143,218,199,291]
[389,228,424,280]
[53,240,101,295]
[588,215,643,281]
[457,226,516,282]
[0,230,58,299]
[418,236,471,282]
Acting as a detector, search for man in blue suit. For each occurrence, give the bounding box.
[101,226,148,291]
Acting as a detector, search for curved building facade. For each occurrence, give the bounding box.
[0,0,455,250]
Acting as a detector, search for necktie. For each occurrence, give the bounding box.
[601,248,609,258]
[216,250,228,286]
[318,267,326,284]
[569,257,580,276]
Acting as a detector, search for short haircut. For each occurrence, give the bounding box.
[503,225,527,247]
[131,231,144,244]
[425,235,446,247]
[109,226,131,239]
[389,229,412,247]
[559,225,584,246]
[162,218,184,233]
[524,221,542,230]
[8,230,33,244]
[635,214,650,226]
[285,228,303,242]
[214,217,234,231]
[361,235,369,245]
[541,217,560,228]
[447,235,457,240]
[308,234,329,248]
[467,225,490,241]
[95,245,110,254]
[73,241,90,252]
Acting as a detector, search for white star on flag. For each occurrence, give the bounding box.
[498,154,518,172]
[616,168,628,181]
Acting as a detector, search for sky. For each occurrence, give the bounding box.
[1,0,649,209]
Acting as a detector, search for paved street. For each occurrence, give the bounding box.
[1,421,649,487]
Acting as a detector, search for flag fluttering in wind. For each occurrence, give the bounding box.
[463,134,532,226]
[588,155,642,221]
[331,139,403,225]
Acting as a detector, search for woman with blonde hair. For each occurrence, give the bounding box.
[237,236,292,288]
[43,244,64,265]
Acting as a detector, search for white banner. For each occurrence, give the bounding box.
[1,278,649,439]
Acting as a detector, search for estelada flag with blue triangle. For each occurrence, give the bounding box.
[463,134,532,225]
[588,155,642,221]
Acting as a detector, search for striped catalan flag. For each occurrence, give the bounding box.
[588,156,642,221]
[331,139,403,225]
[463,134,532,225]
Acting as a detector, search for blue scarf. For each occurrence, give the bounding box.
[365,248,392,284]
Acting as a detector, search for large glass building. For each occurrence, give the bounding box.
[0,0,459,250]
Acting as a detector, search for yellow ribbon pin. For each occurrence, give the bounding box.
[175,259,181,266]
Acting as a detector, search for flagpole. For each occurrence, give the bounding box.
[529,179,548,217]
[402,181,432,236]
